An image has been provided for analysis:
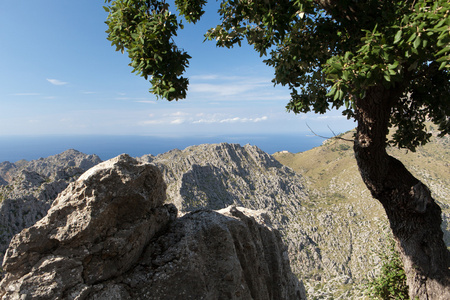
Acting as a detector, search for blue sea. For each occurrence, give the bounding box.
[0,134,326,163]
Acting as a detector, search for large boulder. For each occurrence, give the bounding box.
[0,154,305,299]
[0,149,103,259]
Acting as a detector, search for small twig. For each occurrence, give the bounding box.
[306,123,353,142]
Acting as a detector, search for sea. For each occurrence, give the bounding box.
[0,134,327,163]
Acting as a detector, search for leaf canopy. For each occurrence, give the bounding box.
[104,0,450,150]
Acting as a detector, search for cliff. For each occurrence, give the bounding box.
[0,154,305,299]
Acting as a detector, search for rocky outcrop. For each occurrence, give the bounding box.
[0,150,102,259]
[140,143,306,218]
[2,140,447,298]
[0,154,305,300]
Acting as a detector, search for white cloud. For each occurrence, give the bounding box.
[186,73,290,102]
[190,83,259,97]
[46,78,68,85]
[316,115,347,120]
[170,118,185,125]
[169,111,189,117]
[190,74,220,80]
[193,115,268,124]
[139,120,163,125]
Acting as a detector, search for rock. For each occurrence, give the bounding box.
[123,205,305,300]
[0,150,102,259]
[0,154,305,300]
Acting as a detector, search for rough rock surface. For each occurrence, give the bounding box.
[0,154,305,300]
[0,150,102,259]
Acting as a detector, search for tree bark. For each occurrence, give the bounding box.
[354,86,450,299]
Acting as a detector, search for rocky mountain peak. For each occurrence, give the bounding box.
[145,143,306,217]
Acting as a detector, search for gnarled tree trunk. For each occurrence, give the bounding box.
[354,86,450,299]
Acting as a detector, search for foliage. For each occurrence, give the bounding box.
[104,0,190,100]
[104,0,450,151]
[365,240,409,299]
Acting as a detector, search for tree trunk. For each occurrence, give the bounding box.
[353,86,450,299]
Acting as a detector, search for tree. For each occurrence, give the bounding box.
[104,0,450,298]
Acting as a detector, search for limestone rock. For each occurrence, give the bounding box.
[121,206,305,300]
[0,154,305,300]
[0,150,102,259]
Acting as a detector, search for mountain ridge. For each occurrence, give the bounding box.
[0,136,448,298]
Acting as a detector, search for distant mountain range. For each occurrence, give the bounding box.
[0,131,448,298]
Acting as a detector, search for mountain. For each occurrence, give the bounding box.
[272,129,450,246]
[273,129,450,296]
[0,135,448,299]
[0,154,305,299]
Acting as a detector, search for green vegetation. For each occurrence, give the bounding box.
[365,240,409,299]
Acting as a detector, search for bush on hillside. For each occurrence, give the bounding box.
[365,240,409,299]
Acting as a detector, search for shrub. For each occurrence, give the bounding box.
[366,240,409,299]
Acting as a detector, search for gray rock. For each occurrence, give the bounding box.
[0,154,305,300]
[120,205,305,300]
[0,150,102,259]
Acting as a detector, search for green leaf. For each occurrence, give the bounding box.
[388,61,399,69]
[333,88,340,100]
[394,30,402,44]
[326,85,337,97]
[413,36,421,49]
[338,89,344,100]
[436,47,450,56]
[331,62,343,71]
[407,32,417,43]
[342,71,350,81]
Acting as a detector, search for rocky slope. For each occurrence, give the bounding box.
[273,130,450,297]
[0,154,304,299]
[0,136,448,299]
[0,150,101,259]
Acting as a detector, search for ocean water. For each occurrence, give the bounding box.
[0,134,326,163]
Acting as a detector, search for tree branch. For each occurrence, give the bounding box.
[306,123,353,142]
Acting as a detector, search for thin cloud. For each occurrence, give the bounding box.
[46,78,68,86]
[170,118,185,125]
[193,116,268,124]
[190,74,220,80]
[190,83,258,97]
[167,111,189,117]
[316,115,347,120]
[188,73,287,101]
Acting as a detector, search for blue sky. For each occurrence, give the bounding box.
[0,0,355,138]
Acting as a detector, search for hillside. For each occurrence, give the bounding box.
[273,129,450,296]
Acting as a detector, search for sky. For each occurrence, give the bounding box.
[0,0,355,138]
